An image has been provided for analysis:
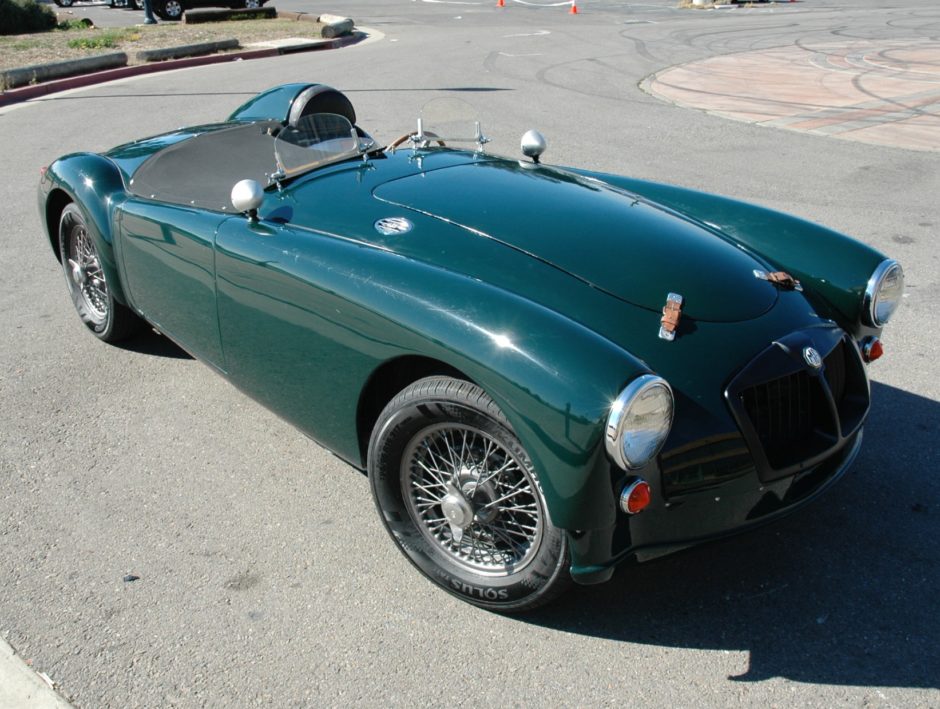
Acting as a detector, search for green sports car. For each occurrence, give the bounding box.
[38,83,904,611]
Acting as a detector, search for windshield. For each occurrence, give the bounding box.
[419,97,484,142]
[274,113,367,179]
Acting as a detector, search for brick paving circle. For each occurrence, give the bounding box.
[645,39,940,152]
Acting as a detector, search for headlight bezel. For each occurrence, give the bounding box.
[605,374,675,471]
[863,259,904,327]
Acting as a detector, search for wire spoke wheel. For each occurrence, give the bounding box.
[369,376,570,611]
[57,203,142,342]
[402,423,544,576]
[62,209,110,326]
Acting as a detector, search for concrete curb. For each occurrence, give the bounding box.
[0,31,365,108]
[134,38,239,62]
[0,637,73,708]
[1,52,127,90]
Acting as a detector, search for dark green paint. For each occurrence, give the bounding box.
[572,169,887,338]
[227,83,312,123]
[374,160,778,322]
[38,92,894,580]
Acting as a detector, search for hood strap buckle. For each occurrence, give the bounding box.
[659,292,684,341]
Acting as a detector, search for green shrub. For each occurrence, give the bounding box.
[67,31,123,49]
[0,0,57,35]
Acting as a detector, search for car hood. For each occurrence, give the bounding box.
[373,160,777,322]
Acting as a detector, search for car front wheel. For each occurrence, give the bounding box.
[368,376,570,612]
[59,203,141,342]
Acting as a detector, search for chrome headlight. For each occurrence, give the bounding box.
[605,375,674,470]
[863,259,904,327]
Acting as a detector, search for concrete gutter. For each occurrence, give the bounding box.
[0,31,366,108]
[0,637,73,708]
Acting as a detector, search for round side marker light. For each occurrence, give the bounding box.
[620,479,651,515]
[861,337,884,363]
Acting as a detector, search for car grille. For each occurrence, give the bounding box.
[727,332,869,481]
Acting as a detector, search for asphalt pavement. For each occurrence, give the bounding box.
[1,0,938,706]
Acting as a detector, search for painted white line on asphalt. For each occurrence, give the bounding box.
[503,30,551,36]
[512,0,571,6]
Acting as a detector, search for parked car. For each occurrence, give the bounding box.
[38,83,904,611]
[150,0,264,20]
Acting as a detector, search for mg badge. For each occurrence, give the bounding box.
[803,346,823,369]
[374,217,413,236]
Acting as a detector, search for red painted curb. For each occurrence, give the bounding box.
[0,33,361,108]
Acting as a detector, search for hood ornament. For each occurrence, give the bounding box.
[754,269,803,291]
[659,292,684,341]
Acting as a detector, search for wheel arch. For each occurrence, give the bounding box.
[356,355,471,468]
[336,255,648,532]
[43,188,73,263]
[40,153,131,306]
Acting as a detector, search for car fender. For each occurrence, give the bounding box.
[570,169,887,338]
[215,217,647,531]
[40,152,131,307]
[227,83,315,123]
[376,267,647,532]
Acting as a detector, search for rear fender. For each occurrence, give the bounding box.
[227,83,315,123]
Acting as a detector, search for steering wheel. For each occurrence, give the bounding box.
[387,131,447,152]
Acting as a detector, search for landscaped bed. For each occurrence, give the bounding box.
[0,17,325,72]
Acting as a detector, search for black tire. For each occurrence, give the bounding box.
[58,203,142,343]
[368,376,571,612]
[152,0,182,20]
[54,0,73,6]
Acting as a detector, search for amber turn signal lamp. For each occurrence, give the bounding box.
[861,337,883,363]
[620,479,651,515]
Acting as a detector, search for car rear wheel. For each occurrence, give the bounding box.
[368,376,570,612]
[59,204,142,343]
[53,0,73,6]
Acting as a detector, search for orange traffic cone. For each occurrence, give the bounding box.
[497,0,504,6]
[569,0,578,14]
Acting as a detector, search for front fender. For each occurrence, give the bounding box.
[215,217,646,532]
[40,153,130,306]
[571,169,887,338]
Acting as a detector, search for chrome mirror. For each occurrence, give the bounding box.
[231,179,264,221]
[521,130,547,164]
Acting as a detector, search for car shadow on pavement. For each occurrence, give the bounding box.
[116,327,193,359]
[523,381,939,690]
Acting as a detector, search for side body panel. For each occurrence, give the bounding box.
[118,199,227,367]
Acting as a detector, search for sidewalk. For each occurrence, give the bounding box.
[0,637,74,708]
